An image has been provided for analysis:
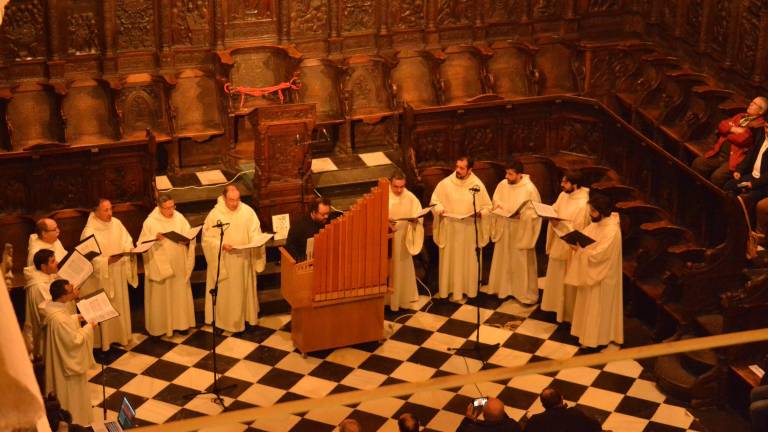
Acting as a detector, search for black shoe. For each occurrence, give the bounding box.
[176,329,190,336]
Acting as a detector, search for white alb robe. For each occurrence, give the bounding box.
[138,208,196,336]
[22,267,60,358]
[565,213,623,348]
[388,188,424,311]
[202,197,266,333]
[486,175,542,303]
[26,234,67,267]
[540,187,591,322]
[43,301,95,426]
[431,172,492,300]
[80,213,138,350]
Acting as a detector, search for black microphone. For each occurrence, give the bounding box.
[212,220,230,228]
[469,185,481,193]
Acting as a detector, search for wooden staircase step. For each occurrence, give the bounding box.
[667,243,707,262]
[590,181,638,202]
[695,313,724,336]
[655,354,697,402]
[640,220,694,242]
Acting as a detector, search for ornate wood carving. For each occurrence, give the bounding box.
[344,55,392,116]
[2,0,46,60]
[117,0,155,51]
[290,0,329,36]
[436,0,475,26]
[484,0,527,22]
[532,0,563,19]
[390,0,424,29]
[735,0,762,77]
[67,12,100,55]
[298,58,342,119]
[342,0,375,33]
[586,0,622,12]
[228,0,275,21]
[173,0,211,46]
[708,0,730,57]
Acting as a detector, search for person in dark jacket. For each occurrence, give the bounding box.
[284,197,331,261]
[457,397,522,432]
[524,388,601,432]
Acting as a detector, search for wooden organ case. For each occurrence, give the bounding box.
[279,178,391,354]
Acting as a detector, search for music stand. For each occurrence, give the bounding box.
[448,186,500,363]
[184,222,234,408]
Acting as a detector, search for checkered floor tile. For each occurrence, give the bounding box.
[87,293,705,432]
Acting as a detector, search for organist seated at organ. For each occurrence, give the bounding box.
[285,197,332,262]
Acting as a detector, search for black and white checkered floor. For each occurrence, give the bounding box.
[88,292,704,432]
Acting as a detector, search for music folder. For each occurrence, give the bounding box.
[231,233,274,250]
[76,289,119,325]
[57,251,94,288]
[162,225,203,244]
[391,205,435,222]
[560,230,596,248]
[110,241,156,258]
[71,234,102,261]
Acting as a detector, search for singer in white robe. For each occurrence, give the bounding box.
[565,212,623,348]
[431,159,492,301]
[44,282,95,426]
[26,218,67,266]
[388,178,424,311]
[138,199,196,337]
[202,186,266,333]
[80,200,138,350]
[541,184,590,322]
[486,173,542,304]
[22,250,72,358]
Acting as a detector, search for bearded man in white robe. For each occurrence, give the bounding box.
[388,175,424,311]
[486,161,542,304]
[44,279,96,426]
[80,199,138,350]
[540,170,591,322]
[202,185,266,333]
[138,195,196,337]
[23,249,65,359]
[431,157,492,302]
[565,194,623,348]
[26,218,67,266]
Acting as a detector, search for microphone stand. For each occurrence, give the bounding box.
[98,322,106,420]
[449,186,500,363]
[184,222,234,408]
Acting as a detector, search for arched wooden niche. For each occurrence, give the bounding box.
[488,41,538,99]
[6,82,62,151]
[534,41,578,95]
[390,50,438,108]
[344,55,393,117]
[298,58,343,121]
[170,69,223,135]
[62,78,118,145]
[438,45,486,105]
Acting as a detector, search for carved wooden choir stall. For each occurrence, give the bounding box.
[279,178,390,354]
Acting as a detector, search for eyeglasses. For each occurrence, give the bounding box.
[46,227,60,232]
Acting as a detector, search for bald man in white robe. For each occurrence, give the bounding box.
[486,164,542,304]
[202,186,266,333]
[388,176,424,311]
[138,196,196,337]
[431,157,492,301]
[541,173,591,322]
[80,199,138,350]
[565,196,623,348]
[26,218,67,266]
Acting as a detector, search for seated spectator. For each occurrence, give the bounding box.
[725,123,768,206]
[339,418,361,432]
[692,97,767,187]
[457,397,522,432]
[524,388,601,432]
[398,412,420,432]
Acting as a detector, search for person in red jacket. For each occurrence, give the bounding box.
[691,96,767,187]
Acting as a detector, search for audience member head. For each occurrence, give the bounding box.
[222,185,241,211]
[36,218,60,244]
[455,156,474,180]
[49,279,74,303]
[747,96,768,117]
[339,418,361,432]
[588,193,613,222]
[540,388,565,410]
[94,198,113,223]
[398,412,420,432]
[482,397,506,423]
[390,173,407,197]
[157,194,176,219]
[33,249,57,274]
[310,197,332,224]
[505,159,525,185]
[561,170,583,193]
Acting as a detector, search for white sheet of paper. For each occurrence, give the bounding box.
[75,236,101,258]
[77,291,119,324]
[232,233,274,250]
[131,241,156,254]
[530,202,561,219]
[155,175,173,190]
[184,225,203,239]
[195,170,228,185]
[306,237,315,261]
[358,152,392,167]
[58,252,94,288]
[311,157,339,173]
[750,364,766,378]
[392,206,434,221]
[272,214,290,240]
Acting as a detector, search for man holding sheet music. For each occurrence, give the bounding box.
[486,160,542,304]
[387,174,425,311]
[540,170,591,322]
[202,185,268,333]
[431,156,492,302]
[138,195,197,337]
[44,279,97,426]
[80,198,138,350]
[564,193,623,348]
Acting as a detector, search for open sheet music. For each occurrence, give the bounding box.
[110,241,156,258]
[530,202,565,220]
[492,200,529,218]
[57,251,94,288]
[162,225,203,244]
[231,233,274,250]
[391,205,435,222]
[272,214,290,241]
[77,289,119,324]
[560,229,596,247]
[74,234,102,260]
